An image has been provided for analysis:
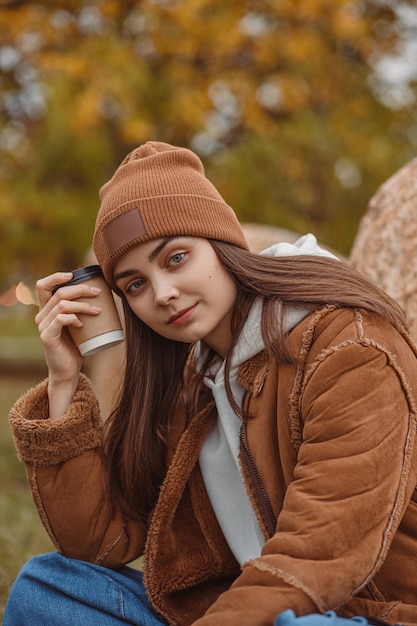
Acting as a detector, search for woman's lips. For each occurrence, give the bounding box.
[168,305,196,325]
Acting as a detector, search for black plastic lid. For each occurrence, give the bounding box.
[52,265,103,294]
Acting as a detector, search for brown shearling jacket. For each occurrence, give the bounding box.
[9,306,417,626]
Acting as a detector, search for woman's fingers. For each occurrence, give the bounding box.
[36,297,101,334]
[34,272,103,381]
[36,273,102,326]
[36,272,73,309]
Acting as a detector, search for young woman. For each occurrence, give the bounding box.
[5,142,417,626]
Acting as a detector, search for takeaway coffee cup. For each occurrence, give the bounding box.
[52,265,124,357]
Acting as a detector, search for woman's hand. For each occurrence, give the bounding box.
[35,272,102,420]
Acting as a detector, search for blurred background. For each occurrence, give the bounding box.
[1,0,417,615]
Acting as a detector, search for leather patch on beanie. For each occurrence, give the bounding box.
[102,208,147,256]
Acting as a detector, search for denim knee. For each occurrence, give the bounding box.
[3,552,165,626]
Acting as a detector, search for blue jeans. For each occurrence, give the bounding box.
[3,552,166,625]
[4,553,372,626]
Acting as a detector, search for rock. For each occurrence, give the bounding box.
[350,157,417,339]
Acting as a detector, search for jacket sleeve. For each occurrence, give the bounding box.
[8,373,147,567]
[193,339,417,625]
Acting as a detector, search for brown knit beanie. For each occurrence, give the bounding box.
[93,141,249,287]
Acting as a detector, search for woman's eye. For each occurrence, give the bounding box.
[127,278,145,294]
[168,252,186,266]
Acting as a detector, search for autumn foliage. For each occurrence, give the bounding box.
[0,0,416,290]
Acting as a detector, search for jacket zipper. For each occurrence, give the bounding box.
[239,390,277,538]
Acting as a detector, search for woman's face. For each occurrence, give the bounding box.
[114,237,238,356]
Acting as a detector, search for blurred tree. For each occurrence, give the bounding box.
[0,0,416,289]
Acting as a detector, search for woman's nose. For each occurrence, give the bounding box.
[153,279,179,306]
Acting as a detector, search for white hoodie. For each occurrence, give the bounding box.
[198,235,338,564]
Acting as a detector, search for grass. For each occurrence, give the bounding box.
[0,308,52,616]
[0,375,54,619]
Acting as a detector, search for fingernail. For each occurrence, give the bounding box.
[91,306,102,312]
[90,286,101,293]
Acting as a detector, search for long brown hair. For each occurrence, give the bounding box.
[104,239,406,521]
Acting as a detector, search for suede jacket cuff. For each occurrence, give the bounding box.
[8,373,103,467]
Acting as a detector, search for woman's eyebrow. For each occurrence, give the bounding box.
[148,237,174,262]
[114,268,137,283]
